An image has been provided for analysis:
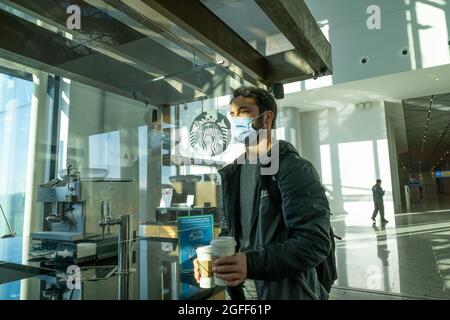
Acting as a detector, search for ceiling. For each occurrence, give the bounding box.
[278,63,450,111]
[403,94,450,172]
[275,61,450,173]
[0,0,332,106]
[200,0,295,57]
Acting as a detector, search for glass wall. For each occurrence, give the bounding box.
[0,72,33,237]
[0,0,252,300]
[0,70,33,300]
[0,61,244,244]
[58,80,153,233]
[158,96,244,225]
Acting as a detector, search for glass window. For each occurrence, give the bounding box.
[0,71,33,300]
[0,72,33,237]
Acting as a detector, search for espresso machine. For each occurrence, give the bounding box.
[31,166,118,264]
[32,166,86,242]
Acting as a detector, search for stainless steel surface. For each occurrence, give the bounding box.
[31,201,86,241]
[118,272,130,300]
[30,231,85,242]
[33,167,87,242]
[100,200,112,239]
[117,215,132,275]
[0,235,225,300]
[95,234,119,260]
[98,214,133,299]
[170,261,178,300]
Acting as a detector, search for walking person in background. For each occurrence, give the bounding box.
[372,179,388,224]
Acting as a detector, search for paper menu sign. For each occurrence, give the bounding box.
[186,195,194,207]
[160,188,173,208]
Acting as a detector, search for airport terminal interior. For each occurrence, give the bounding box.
[1,0,450,300]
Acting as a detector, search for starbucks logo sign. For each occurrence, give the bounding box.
[189,112,231,156]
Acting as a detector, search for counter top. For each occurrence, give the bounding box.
[0,236,226,300]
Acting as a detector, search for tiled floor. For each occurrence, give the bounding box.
[332,191,450,300]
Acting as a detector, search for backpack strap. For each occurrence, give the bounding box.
[258,143,295,210]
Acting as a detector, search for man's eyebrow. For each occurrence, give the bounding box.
[230,105,254,113]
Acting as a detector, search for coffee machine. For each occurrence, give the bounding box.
[32,166,86,242]
[31,166,117,263]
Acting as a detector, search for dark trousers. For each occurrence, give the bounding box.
[372,201,385,220]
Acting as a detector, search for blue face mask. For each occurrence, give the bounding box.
[230,112,266,145]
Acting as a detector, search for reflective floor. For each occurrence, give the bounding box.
[332,191,450,299]
[329,287,415,300]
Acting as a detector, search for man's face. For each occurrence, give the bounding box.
[378,181,382,186]
[230,96,260,119]
[230,96,268,129]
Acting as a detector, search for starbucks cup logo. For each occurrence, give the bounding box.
[196,245,214,289]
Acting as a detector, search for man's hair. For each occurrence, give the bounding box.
[376,179,382,183]
[231,86,278,128]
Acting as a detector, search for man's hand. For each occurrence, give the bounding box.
[193,258,201,284]
[213,252,247,287]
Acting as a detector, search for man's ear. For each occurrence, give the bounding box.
[265,111,274,129]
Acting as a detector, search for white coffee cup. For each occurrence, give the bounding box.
[196,245,215,289]
[210,237,237,286]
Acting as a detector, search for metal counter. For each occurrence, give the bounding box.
[0,235,226,300]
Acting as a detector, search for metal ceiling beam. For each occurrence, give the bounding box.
[1,0,334,100]
[6,0,215,96]
[9,0,143,46]
[0,10,203,105]
[104,0,260,87]
[140,0,267,82]
[256,0,332,76]
[266,49,316,84]
[99,0,217,65]
[0,10,81,67]
[140,0,332,84]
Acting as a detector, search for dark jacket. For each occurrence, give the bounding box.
[218,140,332,300]
[372,184,385,203]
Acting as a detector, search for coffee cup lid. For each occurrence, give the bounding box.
[210,237,236,247]
[196,245,213,254]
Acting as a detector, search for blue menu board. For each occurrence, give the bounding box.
[177,215,214,273]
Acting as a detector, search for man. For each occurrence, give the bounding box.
[194,86,332,300]
[372,179,388,224]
